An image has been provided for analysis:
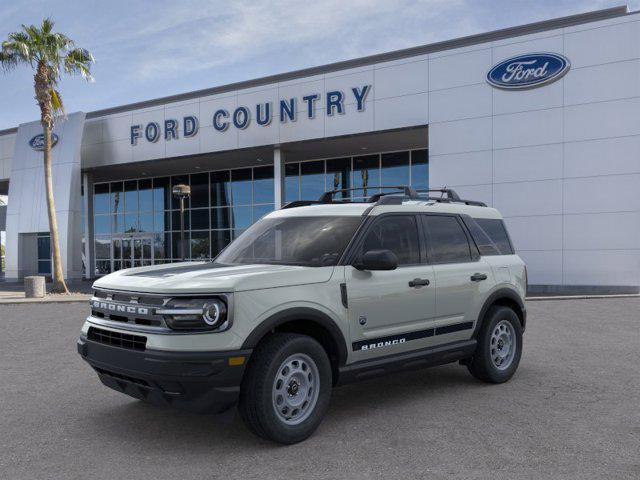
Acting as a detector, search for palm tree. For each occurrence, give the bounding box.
[0,18,93,293]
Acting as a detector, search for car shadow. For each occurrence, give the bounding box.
[84,363,500,450]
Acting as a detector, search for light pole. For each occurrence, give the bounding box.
[172,184,191,261]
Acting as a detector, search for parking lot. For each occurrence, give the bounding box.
[1,298,638,479]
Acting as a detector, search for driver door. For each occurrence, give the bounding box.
[345,214,436,362]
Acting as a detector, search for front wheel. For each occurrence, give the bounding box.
[467,306,523,383]
[239,333,332,444]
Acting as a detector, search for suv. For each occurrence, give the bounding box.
[78,187,526,444]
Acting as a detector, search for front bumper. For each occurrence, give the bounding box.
[77,336,251,414]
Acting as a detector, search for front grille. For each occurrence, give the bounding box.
[90,289,167,329]
[88,326,147,351]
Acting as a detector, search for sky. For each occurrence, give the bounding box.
[0,0,638,130]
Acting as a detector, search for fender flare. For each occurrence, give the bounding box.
[241,307,349,366]
[473,287,526,338]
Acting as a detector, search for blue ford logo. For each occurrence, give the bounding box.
[29,133,59,151]
[487,53,570,90]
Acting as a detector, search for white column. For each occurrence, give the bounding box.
[273,147,286,209]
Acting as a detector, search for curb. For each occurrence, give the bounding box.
[526,294,640,301]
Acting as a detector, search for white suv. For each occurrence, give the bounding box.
[78,187,527,444]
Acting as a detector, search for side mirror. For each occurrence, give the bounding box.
[355,249,398,271]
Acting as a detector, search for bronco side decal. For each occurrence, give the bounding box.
[352,322,474,351]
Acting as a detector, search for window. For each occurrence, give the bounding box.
[464,218,500,256]
[423,215,472,264]
[361,216,420,266]
[474,218,514,255]
[217,216,362,267]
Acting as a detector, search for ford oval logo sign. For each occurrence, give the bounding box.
[487,53,570,90]
[29,133,59,151]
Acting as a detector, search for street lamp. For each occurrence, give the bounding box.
[172,184,191,261]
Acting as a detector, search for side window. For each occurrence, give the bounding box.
[361,215,420,265]
[423,215,472,264]
[475,218,514,255]
[464,218,500,256]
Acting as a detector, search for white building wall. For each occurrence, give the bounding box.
[428,14,640,289]
[0,132,16,180]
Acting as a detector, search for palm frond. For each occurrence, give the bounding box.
[50,87,64,114]
[64,47,94,82]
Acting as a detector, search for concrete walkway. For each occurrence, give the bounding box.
[0,280,92,304]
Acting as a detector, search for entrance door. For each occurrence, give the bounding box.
[112,235,154,272]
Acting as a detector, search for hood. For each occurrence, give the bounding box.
[92,262,335,294]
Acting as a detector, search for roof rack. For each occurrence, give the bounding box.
[414,189,487,207]
[281,186,487,209]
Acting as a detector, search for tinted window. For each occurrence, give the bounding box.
[464,218,500,256]
[217,216,362,267]
[475,218,514,255]
[361,216,420,265]
[423,216,471,264]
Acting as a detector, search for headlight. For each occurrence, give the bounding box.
[157,297,230,331]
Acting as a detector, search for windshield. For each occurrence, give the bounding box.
[216,216,362,267]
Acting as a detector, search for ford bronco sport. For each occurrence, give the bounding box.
[78,187,527,444]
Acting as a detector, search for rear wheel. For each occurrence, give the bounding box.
[239,333,332,444]
[467,306,522,383]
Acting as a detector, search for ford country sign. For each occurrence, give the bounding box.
[29,133,59,151]
[487,53,570,90]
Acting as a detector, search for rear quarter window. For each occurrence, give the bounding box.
[468,218,514,255]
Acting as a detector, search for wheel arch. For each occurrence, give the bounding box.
[241,307,349,383]
[473,288,526,338]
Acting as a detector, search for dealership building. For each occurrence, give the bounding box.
[0,5,638,294]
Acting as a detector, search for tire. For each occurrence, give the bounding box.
[467,306,523,384]
[238,332,332,444]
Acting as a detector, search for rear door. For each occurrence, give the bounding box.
[420,214,493,341]
[345,214,436,361]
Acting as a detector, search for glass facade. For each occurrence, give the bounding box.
[285,149,428,202]
[93,165,274,275]
[92,148,427,275]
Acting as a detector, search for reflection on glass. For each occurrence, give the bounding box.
[253,166,274,204]
[111,182,123,215]
[139,179,153,212]
[212,230,232,257]
[300,161,325,200]
[285,163,299,202]
[94,215,110,235]
[381,152,409,187]
[153,177,170,211]
[154,233,166,260]
[172,232,188,260]
[94,236,110,258]
[139,214,153,232]
[112,238,122,260]
[112,214,124,234]
[326,158,350,199]
[124,213,138,233]
[211,171,231,207]
[190,209,209,230]
[171,210,190,231]
[253,204,275,221]
[211,208,231,230]
[190,173,209,208]
[190,231,210,259]
[231,168,252,206]
[232,206,252,229]
[94,184,110,214]
[410,149,429,190]
[353,155,380,198]
[124,180,138,213]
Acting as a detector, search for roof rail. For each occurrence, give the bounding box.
[281,186,487,209]
[414,189,487,207]
[318,186,418,203]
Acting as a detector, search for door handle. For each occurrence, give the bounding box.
[409,278,430,288]
[471,273,488,282]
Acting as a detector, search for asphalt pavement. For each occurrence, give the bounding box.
[1,298,638,479]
